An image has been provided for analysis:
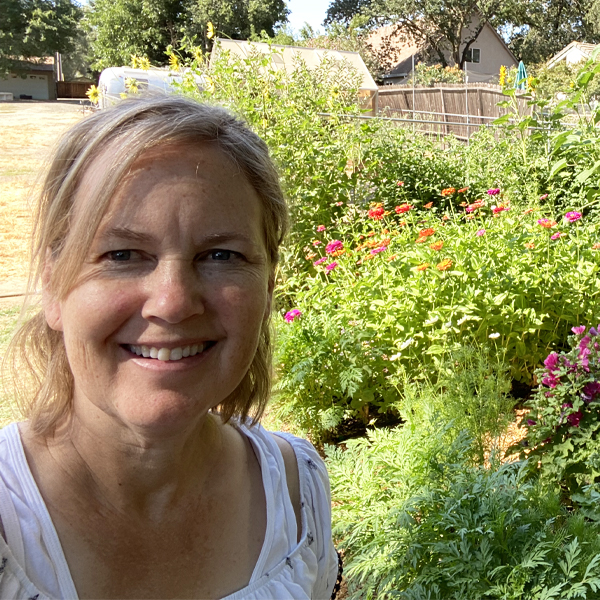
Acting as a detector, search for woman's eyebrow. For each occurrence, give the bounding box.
[98,226,157,244]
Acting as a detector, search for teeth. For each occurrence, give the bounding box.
[128,343,207,361]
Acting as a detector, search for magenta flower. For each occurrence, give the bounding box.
[572,326,586,335]
[526,419,537,426]
[316,225,326,232]
[583,382,600,403]
[544,352,559,370]
[284,309,302,323]
[325,240,344,254]
[540,194,549,200]
[487,188,501,195]
[565,211,582,222]
[567,411,582,427]
[476,229,486,237]
[550,232,562,240]
[542,373,560,388]
[313,257,327,266]
[371,246,387,254]
[325,262,338,272]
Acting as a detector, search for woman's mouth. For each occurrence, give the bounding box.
[124,342,216,361]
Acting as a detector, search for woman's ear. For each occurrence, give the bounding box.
[42,251,63,332]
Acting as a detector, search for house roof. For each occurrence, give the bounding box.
[368,19,518,77]
[211,39,378,92]
[547,41,599,68]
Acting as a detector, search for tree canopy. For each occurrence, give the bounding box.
[324,0,600,66]
[0,0,81,76]
[87,0,289,70]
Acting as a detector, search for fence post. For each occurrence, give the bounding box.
[440,87,448,135]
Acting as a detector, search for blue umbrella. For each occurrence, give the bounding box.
[514,60,527,91]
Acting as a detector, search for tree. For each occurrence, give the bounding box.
[500,0,600,64]
[87,0,289,69]
[87,0,187,70]
[0,0,81,76]
[324,0,372,26]
[366,0,518,69]
[189,0,289,52]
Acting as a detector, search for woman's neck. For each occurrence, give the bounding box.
[21,408,226,519]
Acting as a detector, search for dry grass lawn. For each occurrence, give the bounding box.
[0,101,85,294]
[0,101,85,424]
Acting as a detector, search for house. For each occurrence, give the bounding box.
[369,13,518,85]
[547,41,599,68]
[0,58,57,100]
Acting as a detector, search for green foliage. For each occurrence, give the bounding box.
[0,0,82,76]
[408,62,464,86]
[87,0,289,70]
[274,197,600,440]
[400,345,515,464]
[328,426,600,599]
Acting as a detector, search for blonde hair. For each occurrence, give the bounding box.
[7,95,288,435]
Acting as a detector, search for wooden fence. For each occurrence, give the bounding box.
[376,85,532,140]
[56,81,93,99]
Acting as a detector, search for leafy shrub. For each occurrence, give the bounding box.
[520,324,600,502]
[274,200,600,440]
[328,427,600,599]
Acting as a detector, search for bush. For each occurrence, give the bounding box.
[328,428,600,599]
[274,199,600,440]
[519,324,600,504]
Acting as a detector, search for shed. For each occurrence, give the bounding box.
[211,39,379,114]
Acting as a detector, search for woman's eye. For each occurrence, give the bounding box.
[107,250,132,261]
[210,250,232,261]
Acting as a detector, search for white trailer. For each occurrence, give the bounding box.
[98,67,204,108]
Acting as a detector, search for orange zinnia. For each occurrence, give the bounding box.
[416,263,430,271]
[525,242,535,249]
[420,228,435,237]
[593,243,600,250]
[415,236,428,244]
[424,202,434,209]
[441,188,456,197]
[458,187,469,193]
[430,241,444,251]
[436,259,453,271]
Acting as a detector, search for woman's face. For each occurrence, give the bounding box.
[45,142,273,436]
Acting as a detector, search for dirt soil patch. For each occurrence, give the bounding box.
[0,101,85,305]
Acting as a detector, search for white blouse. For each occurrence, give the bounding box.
[0,421,338,599]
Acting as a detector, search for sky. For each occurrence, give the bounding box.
[286,0,328,35]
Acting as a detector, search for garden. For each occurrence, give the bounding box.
[170,44,600,598]
[4,45,600,597]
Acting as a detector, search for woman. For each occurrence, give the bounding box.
[1,96,340,599]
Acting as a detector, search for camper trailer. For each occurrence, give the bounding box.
[98,67,204,108]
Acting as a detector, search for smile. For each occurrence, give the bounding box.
[125,343,215,361]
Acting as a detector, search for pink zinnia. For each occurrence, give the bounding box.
[550,232,562,240]
[325,240,343,254]
[371,246,387,254]
[476,229,486,237]
[565,211,582,222]
[325,262,338,272]
[316,225,326,232]
[487,188,501,195]
[313,257,327,266]
[540,194,549,200]
[284,309,302,323]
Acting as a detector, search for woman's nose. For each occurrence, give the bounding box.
[141,259,205,323]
